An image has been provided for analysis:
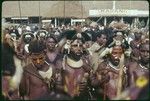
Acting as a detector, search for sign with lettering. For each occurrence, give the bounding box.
[89,9,149,17]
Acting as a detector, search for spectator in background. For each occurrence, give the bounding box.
[9,26,20,39]
[45,34,63,70]
[88,31,108,72]
[130,31,142,62]
[17,25,22,35]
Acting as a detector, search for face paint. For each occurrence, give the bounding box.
[110,45,123,66]
[30,52,46,69]
[70,39,83,56]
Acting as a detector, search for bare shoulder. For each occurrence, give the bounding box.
[23,64,35,76]
[126,61,138,71]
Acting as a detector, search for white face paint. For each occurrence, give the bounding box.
[77,33,82,38]
[24,44,29,53]
[10,33,16,36]
[78,43,80,47]
[114,56,119,59]
[10,33,16,39]
[71,39,83,56]
[25,34,31,38]
[115,40,122,45]
[40,33,46,37]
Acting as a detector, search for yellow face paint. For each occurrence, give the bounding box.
[30,53,45,66]
[136,76,148,88]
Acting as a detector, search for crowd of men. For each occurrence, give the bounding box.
[2,19,149,100]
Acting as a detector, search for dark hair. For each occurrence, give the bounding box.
[81,32,92,41]
[46,34,58,43]
[71,36,85,44]
[28,40,46,54]
[96,30,108,38]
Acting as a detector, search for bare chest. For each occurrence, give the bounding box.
[47,52,57,62]
[63,65,86,96]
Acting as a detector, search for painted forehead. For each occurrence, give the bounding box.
[112,46,123,51]
[116,32,123,36]
[31,52,45,57]
[71,39,83,45]
[25,34,32,37]
[39,32,46,36]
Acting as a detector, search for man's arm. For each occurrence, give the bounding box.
[19,71,30,100]
[90,63,110,87]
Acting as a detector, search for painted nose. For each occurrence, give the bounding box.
[77,47,82,52]
[36,59,40,64]
[114,56,119,60]
[114,54,121,59]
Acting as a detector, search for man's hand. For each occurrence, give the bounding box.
[79,73,89,92]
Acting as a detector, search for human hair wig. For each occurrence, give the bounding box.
[28,39,46,54]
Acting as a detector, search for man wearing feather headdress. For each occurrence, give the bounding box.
[92,45,128,100]
[59,33,94,100]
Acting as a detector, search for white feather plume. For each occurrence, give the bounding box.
[9,55,24,91]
